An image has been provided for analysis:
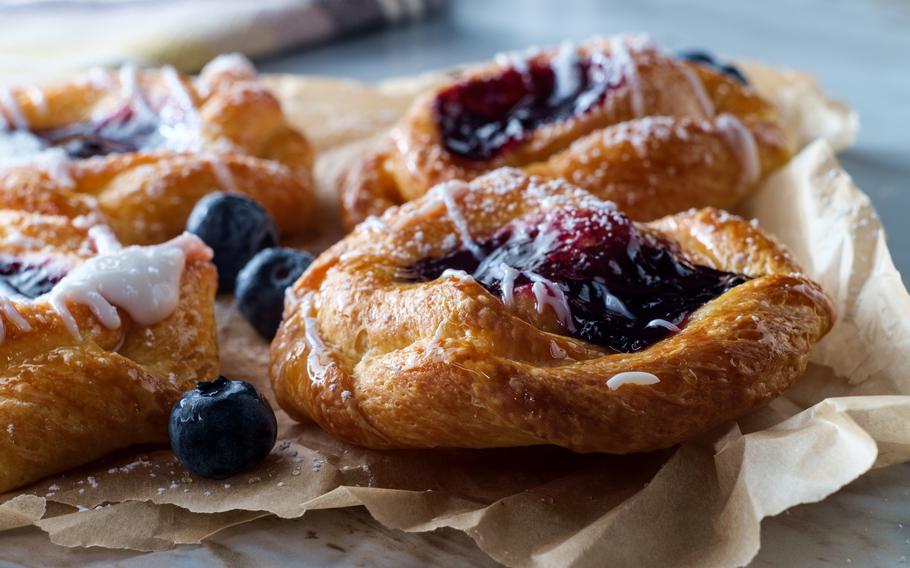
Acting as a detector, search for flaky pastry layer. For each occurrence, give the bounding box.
[0,199,217,492]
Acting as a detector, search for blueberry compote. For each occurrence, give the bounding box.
[33,104,162,159]
[401,208,749,353]
[0,259,65,298]
[433,50,622,161]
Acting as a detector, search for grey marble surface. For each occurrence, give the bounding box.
[261,0,910,283]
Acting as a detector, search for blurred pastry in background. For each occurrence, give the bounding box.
[340,34,791,228]
[0,54,315,246]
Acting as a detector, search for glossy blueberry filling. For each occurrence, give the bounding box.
[433,51,622,161]
[0,258,66,299]
[401,208,748,353]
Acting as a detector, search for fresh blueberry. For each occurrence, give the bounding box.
[235,247,314,339]
[168,377,278,479]
[186,193,279,292]
[675,49,717,66]
[717,64,748,85]
[675,49,749,85]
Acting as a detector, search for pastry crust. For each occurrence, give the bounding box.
[273,169,834,453]
[340,35,792,228]
[0,55,315,245]
[0,200,218,492]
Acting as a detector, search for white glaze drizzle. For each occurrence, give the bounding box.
[27,87,47,118]
[120,63,205,153]
[608,36,645,117]
[0,60,209,183]
[498,263,519,306]
[646,318,681,332]
[199,53,256,84]
[209,156,239,193]
[196,53,257,98]
[44,232,211,339]
[2,228,44,249]
[85,67,115,89]
[300,293,334,384]
[0,296,31,341]
[527,272,576,332]
[430,318,447,343]
[602,286,634,319]
[440,268,472,281]
[0,67,73,185]
[161,66,197,119]
[88,225,122,254]
[0,87,28,131]
[119,63,156,120]
[549,340,567,360]
[0,129,73,186]
[204,53,257,76]
[678,64,715,117]
[716,113,761,187]
[607,371,660,390]
[551,42,580,101]
[161,65,206,145]
[0,314,8,344]
[436,181,483,259]
[2,299,30,331]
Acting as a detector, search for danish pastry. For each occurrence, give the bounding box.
[272,169,834,453]
[0,54,315,245]
[0,198,218,492]
[340,34,792,228]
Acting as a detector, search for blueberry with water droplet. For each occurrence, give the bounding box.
[168,377,277,479]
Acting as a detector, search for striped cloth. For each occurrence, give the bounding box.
[0,0,443,84]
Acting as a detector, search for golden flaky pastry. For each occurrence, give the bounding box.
[272,169,834,453]
[0,54,315,245]
[340,34,792,228]
[0,198,218,492]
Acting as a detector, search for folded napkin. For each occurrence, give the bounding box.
[0,0,443,84]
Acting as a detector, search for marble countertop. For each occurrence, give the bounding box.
[1,1,906,566]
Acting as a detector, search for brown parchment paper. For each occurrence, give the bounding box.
[0,64,904,568]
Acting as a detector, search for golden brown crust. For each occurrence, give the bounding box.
[340,36,792,228]
[273,169,834,453]
[0,57,315,245]
[0,197,218,492]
